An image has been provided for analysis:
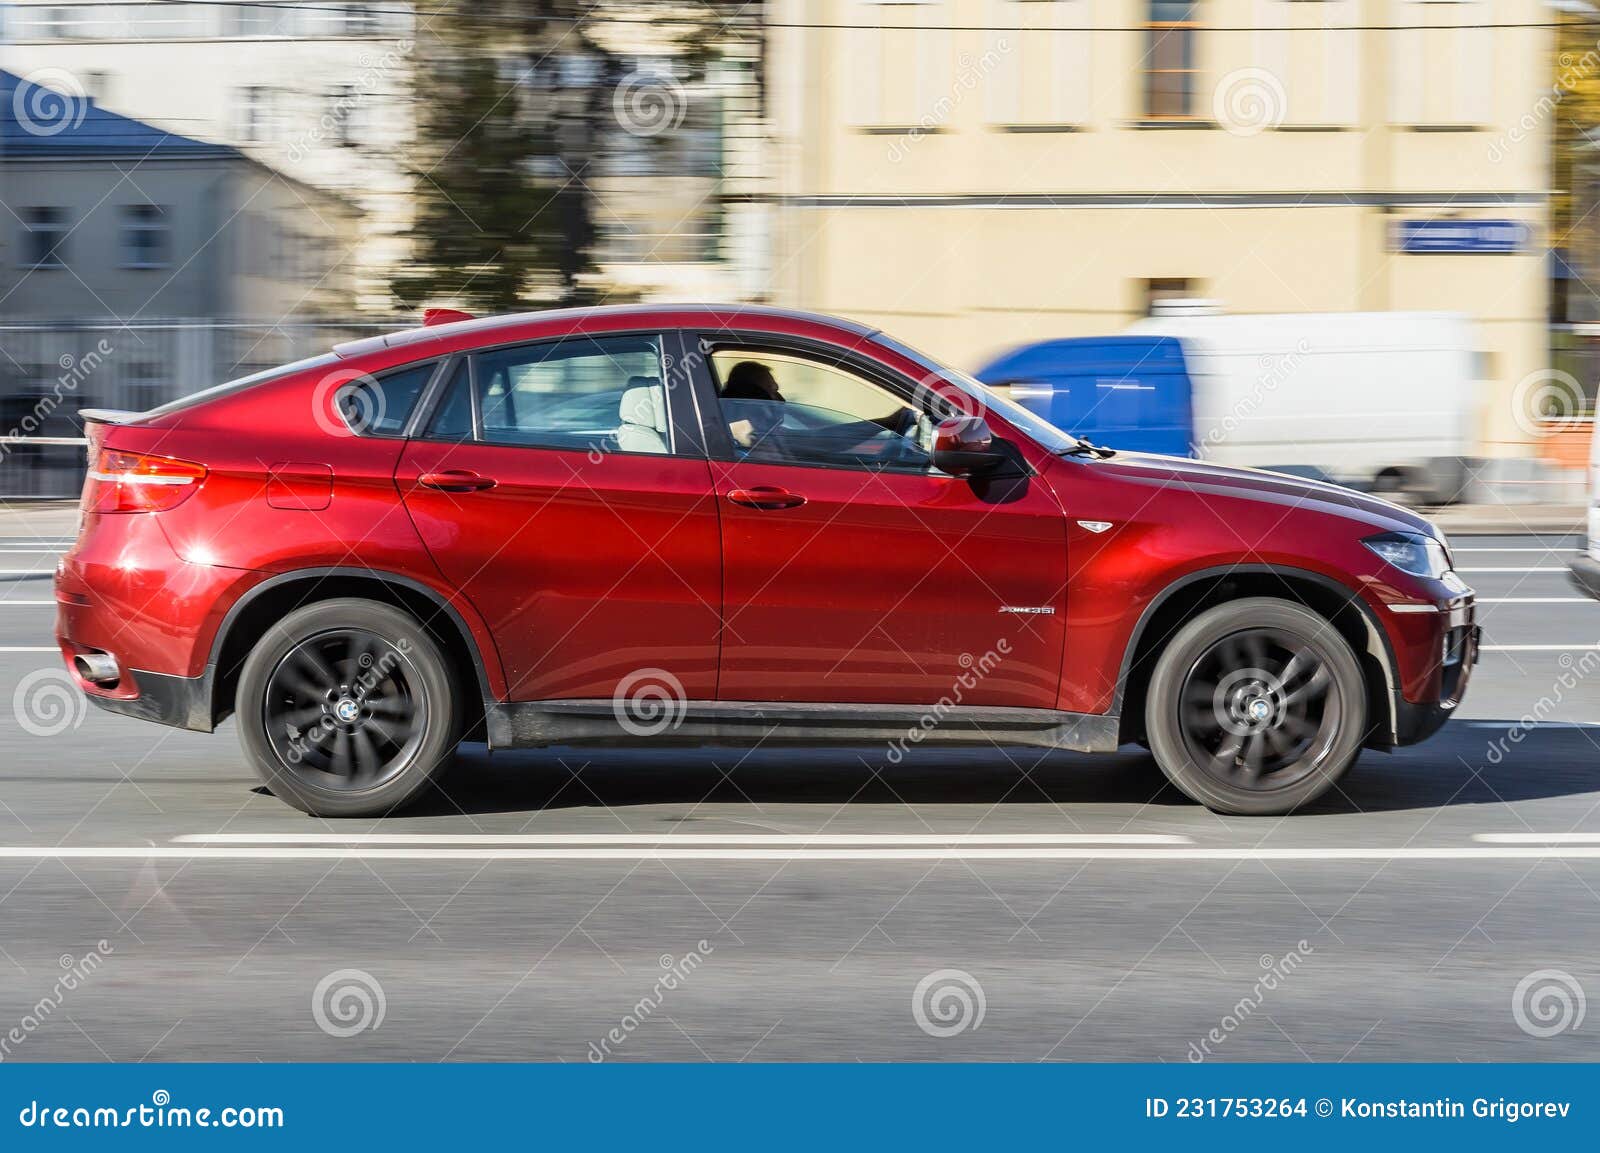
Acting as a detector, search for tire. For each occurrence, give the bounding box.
[236,598,462,817]
[1143,597,1366,815]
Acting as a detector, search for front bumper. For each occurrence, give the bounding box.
[1570,555,1600,602]
[1379,595,1479,748]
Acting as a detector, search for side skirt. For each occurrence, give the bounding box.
[485,700,1121,754]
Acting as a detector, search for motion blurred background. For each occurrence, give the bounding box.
[0,0,1595,512]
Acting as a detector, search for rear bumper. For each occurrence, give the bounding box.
[79,667,214,732]
[1569,555,1600,602]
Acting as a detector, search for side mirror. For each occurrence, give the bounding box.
[931,415,1003,477]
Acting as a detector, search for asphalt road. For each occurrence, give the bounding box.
[1,530,1598,1062]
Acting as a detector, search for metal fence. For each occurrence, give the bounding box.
[0,319,409,497]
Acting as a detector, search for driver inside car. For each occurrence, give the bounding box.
[721,360,787,451]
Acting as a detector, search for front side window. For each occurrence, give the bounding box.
[457,334,671,455]
[707,347,933,472]
[1145,1,1199,120]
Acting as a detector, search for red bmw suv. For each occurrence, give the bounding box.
[55,305,1477,817]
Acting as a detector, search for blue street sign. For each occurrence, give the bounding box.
[1392,219,1530,253]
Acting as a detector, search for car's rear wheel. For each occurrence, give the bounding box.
[1144,598,1366,815]
[236,598,461,816]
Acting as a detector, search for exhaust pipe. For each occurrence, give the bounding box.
[73,652,120,686]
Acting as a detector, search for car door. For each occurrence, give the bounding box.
[687,334,1068,709]
[396,330,722,702]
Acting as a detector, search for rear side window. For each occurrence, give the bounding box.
[424,334,670,455]
[341,362,436,436]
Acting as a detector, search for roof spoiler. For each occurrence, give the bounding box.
[78,408,144,426]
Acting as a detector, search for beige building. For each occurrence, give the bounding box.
[766,0,1554,457]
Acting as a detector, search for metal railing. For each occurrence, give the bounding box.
[0,318,411,498]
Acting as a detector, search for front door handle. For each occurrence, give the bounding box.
[727,486,806,510]
[418,470,497,493]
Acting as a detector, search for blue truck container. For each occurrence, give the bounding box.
[976,336,1195,458]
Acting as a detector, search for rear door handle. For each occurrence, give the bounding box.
[418,470,497,493]
[727,486,806,510]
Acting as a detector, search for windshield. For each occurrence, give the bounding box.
[870,333,1084,455]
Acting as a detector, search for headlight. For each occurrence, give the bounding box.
[1362,531,1451,579]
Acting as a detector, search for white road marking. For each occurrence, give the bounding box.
[4,846,1600,862]
[1474,834,1600,844]
[1463,720,1600,729]
[1454,548,1579,554]
[1480,644,1600,652]
[1458,567,1569,574]
[0,569,53,575]
[0,647,56,653]
[171,832,1192,846]
[0,601,56,606]
[1478,597,1592,604]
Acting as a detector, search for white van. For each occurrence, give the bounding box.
[1572,417,1600,599]
[1125,308,1481,503]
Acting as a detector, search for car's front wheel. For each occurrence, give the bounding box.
[1144,597,1366,815]
[236,598,461,817]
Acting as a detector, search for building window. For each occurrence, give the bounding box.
[1143,277,1197,315]
[343,2,378,36]
[326,84,357,145]
[21,208,68,269]
[237,85,269,141]
[40,7,75,38]
[120,205,171,268]
[1144,1,1200,120]
[125,362,171,412]
[85,70,113,104]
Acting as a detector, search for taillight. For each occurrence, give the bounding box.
[85,449,207,513]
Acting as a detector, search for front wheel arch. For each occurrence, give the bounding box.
[1114,565,1396,749]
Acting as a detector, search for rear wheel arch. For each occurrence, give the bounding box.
[1114,565,1397,748]
[206,568,499,740]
